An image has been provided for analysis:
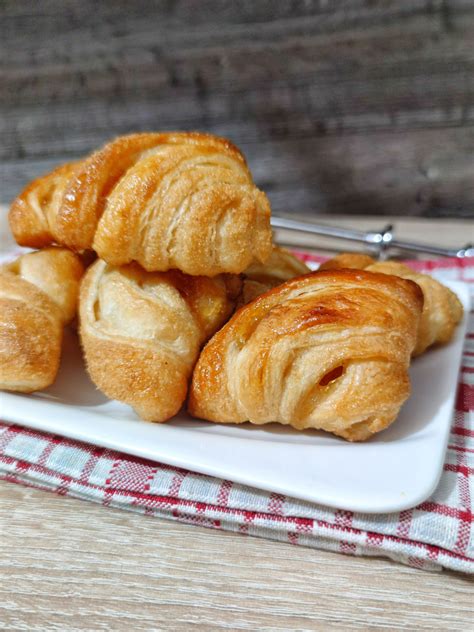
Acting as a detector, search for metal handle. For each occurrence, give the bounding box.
[271,217,473,258]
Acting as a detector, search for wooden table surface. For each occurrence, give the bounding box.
[1,216,473,631]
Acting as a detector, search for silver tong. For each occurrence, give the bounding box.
[271,217,473,259]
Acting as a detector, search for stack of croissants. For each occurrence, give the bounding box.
[0,132,463,441]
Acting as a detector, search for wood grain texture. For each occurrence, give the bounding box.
[1,0,473,218]
[1,481,473,632]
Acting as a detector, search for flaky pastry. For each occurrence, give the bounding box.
[10,132,272,276]
[0,248,84,392]
[189,269,423,441]
[79,260,241,422]
[240,245,310,304]
[319,253,463,355]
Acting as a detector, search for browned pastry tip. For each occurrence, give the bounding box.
[8,162,79,249]
[79,259,242,422]
[320,252,463,355]
[0,247,85,392]
[189,269,423,441]
[318,253,375,271]
[9,132,272,276]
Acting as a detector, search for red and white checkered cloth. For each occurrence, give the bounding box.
[1,255,473,573]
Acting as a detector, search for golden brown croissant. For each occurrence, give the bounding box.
[79,260,242,422]
[320,253,463,355]
[189,269,423,441]
[9,132,272,276]
[318,253,375,271]
[240,245,311,304]
[0,248,84,392]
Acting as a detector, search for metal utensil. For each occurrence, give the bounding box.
[271,217,473,259]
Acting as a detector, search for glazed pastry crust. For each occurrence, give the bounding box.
[79,260,241,422]
[9,132,272,276]
[240,245,311,304]
[0,248,84,392]
[319,253,375,271]
[189,269,423,441]
[320,253,463,355]
[7,162,79,249]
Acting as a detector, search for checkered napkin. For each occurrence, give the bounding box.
[1,256,473,573]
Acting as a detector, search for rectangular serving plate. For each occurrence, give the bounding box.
[0,280,469,514]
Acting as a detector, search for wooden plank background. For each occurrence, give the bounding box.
[1,0,473,219]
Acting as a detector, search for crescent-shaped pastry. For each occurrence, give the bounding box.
[9,132,272,276]
[240,245,311,304]
[189,269,423,441]
[0,247,84,392]
[79,260,242,422]
[319,253,463,355]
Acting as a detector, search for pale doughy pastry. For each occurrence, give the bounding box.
[79,259,241,422]
[320,253,463,355]
[0,248,84,392]
[189,269,423,441]
[9,132,272,276]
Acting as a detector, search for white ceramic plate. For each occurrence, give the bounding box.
[0,276,469,513]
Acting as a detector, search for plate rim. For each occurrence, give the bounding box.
[0,279,470,514]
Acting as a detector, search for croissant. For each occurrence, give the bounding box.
[189,269,423,441]
[319,253,463,355]
[0,247,84,392]
[240,245,311,304]
[79,259,242,422]
[9,132,272,276]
